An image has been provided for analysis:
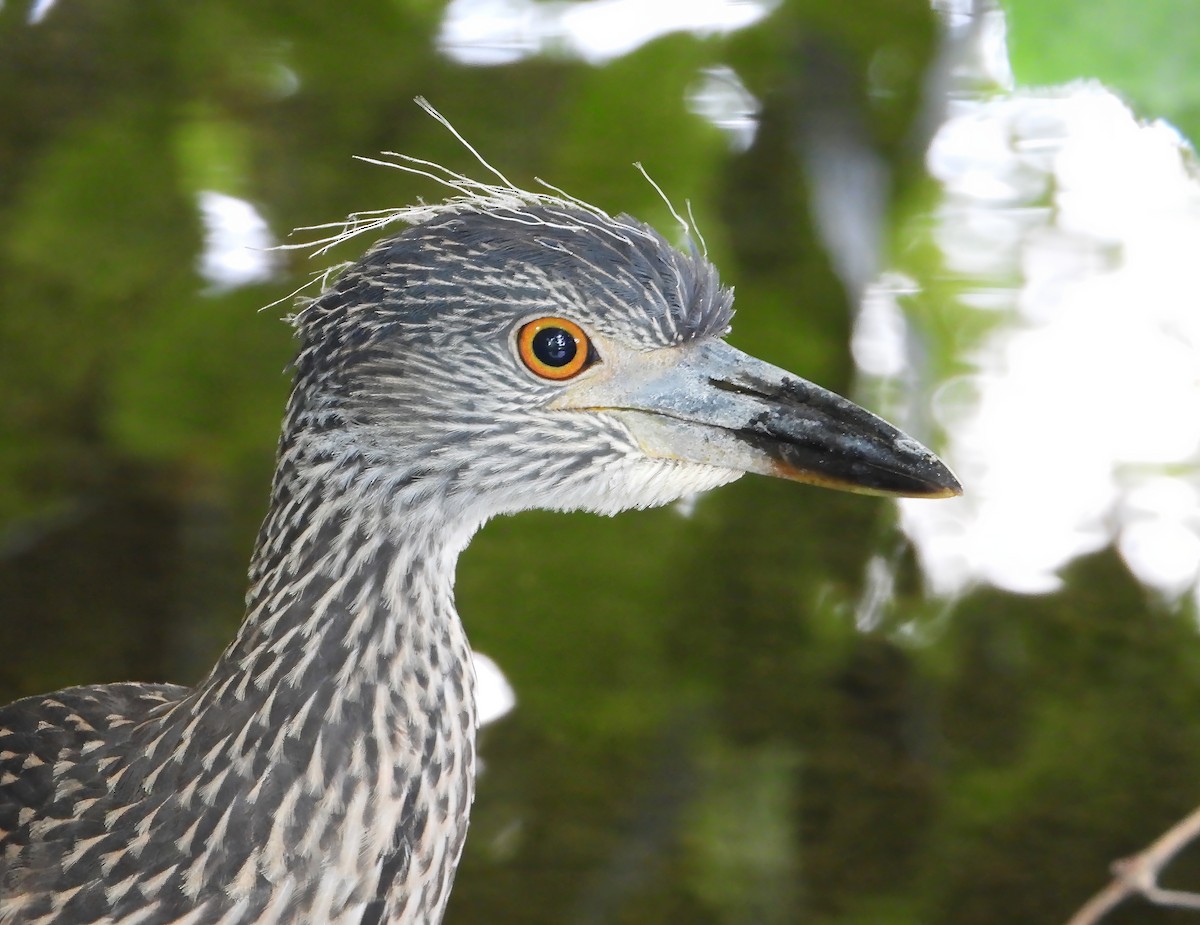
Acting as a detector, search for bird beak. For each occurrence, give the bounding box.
[553,340,961,499]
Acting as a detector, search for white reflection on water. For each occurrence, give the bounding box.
[196,191,278,292]
[889,80,1200,599]
[687,65,761,152]
[437,0,777,66]
[27,0,57,24]
[473,650,516,727]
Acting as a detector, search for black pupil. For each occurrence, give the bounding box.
[532,327,577,367]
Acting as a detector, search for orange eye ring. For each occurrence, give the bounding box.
[516,317,592,381]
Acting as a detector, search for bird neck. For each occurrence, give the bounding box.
[184,452,480,923]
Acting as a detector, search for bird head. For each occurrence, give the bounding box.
[286,203,959,530]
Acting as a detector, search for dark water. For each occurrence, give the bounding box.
[2,2,1199,923]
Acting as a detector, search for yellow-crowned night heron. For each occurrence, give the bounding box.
[0,184,958,924]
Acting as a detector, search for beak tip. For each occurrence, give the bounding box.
[923,468,963,499]
[895,438,962,499]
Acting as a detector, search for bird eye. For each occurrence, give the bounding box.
[517,317,593,381]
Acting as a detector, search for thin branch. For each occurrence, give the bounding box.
[1068,802,1200,925]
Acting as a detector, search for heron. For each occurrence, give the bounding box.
[0,159,959,924]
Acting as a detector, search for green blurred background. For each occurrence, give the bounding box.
[2,0,1200,923]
